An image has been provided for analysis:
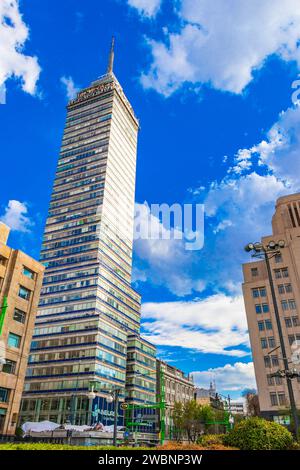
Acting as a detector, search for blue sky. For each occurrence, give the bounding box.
[2,0,300,399]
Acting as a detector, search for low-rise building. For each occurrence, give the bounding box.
[194,382,217,405]
[227,401,246,415]
[0,223,44,435]
[156,360,194,439]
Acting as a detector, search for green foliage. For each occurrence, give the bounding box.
[197,434,225,446]
[15,427,24,438]
[223,417,293,450]
[172,400,224,443]
[0,443,151,451]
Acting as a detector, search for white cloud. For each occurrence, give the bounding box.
[192,362,256,393]
[201,101,300,284]
[195,172,288,291]
[140,0,300,96]
[141,294,250,357]
[191,103,300,294]
[256,106,300,186]
[134,104,300,297]
[60,76,80,101]
[133,202,205,296]
[0,0,41,95]
[0,200,33,232]
[127,0,161,17]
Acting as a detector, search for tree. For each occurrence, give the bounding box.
[183,400,203,443]
[242,389,260,416]
[172,402,184,441]
[172,400,218,443]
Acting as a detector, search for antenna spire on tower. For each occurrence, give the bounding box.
[107,36,115,74]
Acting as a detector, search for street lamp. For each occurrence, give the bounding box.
[87,386,96,426]
[135,369,166,445]
[106,388,121,447]
[245,240,299,439]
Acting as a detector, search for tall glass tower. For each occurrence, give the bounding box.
[20,41,155,425]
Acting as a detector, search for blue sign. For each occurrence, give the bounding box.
[91,396,123,426]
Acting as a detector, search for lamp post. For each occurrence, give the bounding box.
[245,240,299,439]
[70,358,84,425]
[211,392,233,431]
[87,386,96,426]
[135,368,166,445]
[106,388,121,447]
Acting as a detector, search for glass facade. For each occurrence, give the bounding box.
[126,334,157,405]
[20,67,156,425]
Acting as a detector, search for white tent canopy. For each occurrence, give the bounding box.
[21,421,125,434]
[22,421,60,433]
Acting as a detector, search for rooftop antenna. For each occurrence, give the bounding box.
[107,36,115,75]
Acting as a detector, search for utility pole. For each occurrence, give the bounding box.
[245,241,299,439]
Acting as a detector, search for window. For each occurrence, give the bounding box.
[252,289,260,298]
[270,393,278,406]
[268,375,282,386]
[282,268,289,278]
[265,320,273,330]
[261,338,268,349]
[13,308,26,324]
[256,304,269,314]
[268,337,276,348]
[289,335,296,345]
[8,333,21,348]
[278,393,286,406]
[274,268,289,279]
[258,321,265,331]
[289,299,296,310]
[274,269,282,279]
[0,387,9,403]
[281,300,289,311]
[0,256,7,266]
[18,286,30,301]
[23,267,34,279]
[260,288,267,297]
[252,287,266,298]
[285,317,292,328]
[275,254,282,263]
[264,356,271,368]
[293,316,299,327]
[278,284,285,294]
[251,268,258,277]
[2,359,16,374]
[286,284,293,293]
[267,375,274,386]
[271,355,279,367]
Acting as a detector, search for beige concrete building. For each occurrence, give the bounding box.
[0,223,44,435]
[157,360,194,437]
[243,193,300,420]
[194,382,217,406]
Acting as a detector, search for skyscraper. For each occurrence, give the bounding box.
[243,193,300,421]
[20,41,155,426]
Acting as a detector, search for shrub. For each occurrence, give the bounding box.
[0,443,151,451]
[197,434,225,447]
[223,417,293,450]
